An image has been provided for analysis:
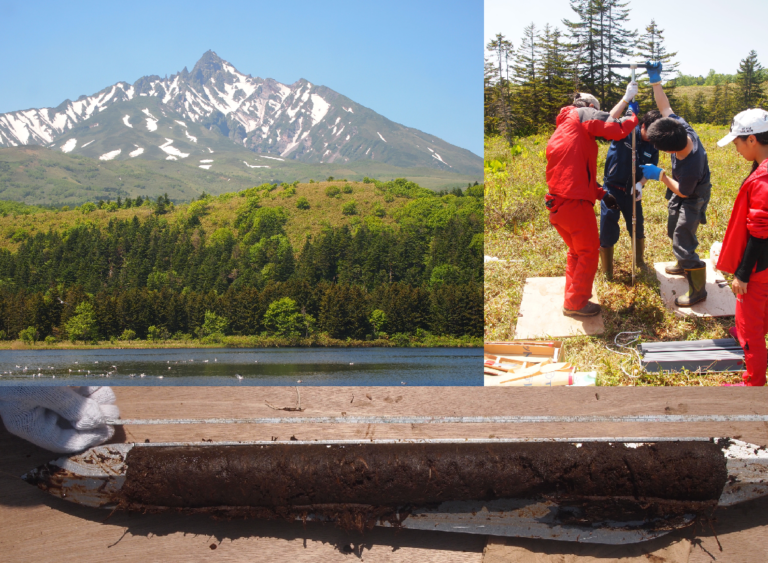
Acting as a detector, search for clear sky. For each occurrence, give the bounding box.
[0,0,483,156]
[485,0,766,79]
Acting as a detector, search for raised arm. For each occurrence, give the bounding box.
[647,62,674,117]
[580,108,639,141]
[652,84,674,118]
[609,81,639,120]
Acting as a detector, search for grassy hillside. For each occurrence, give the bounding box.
[0,178,435,252]
[673,81,768,105]
[0,145,481,207]
[485,124,752,386]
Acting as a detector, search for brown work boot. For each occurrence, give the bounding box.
[599,246,614,280]
[563,301,602,317]
[665,262,685,276]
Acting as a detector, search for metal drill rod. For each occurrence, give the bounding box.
[631,65,637,286]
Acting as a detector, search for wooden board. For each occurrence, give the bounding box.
[514,278,604,339]
[482,535,692,563]
[655,259,736,317]
[5,387,768,562]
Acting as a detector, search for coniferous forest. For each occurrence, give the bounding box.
[485,0,767,139]
[0,178,483,346]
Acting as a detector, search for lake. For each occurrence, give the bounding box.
[0,347,481,386]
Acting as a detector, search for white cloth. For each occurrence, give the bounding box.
[0,387,119,453]
[623,81,638,102]
[635,182,643,201]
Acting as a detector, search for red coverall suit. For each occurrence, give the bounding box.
[545,107,638,310]
[717,160,768,386]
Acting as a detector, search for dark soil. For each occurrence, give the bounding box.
[119,441,727,530]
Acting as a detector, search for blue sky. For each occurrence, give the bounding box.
[0,0,482,156]
[486,0,767,79]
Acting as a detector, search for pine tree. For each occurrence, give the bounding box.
[735,50,766,111]
[635,20,679,110]
[510,24,542,135]
[691,91,709,123]
[563,0,636,109]
[537,25,576,126]
[597,0,636,107]
[563,0,598,94]
[708,83,733,125]
[486,33,514,142]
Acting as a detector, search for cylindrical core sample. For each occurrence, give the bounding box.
[122,441,727,508]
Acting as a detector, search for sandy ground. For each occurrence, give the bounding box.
[3,386,768,562]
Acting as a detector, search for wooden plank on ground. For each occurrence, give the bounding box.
[482,535,692,563]
[655,259,736,317]
[514,277,604,339]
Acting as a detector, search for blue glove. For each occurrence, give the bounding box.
[640,164,663,181]
[627,101,639,116]
[646,61,663,84]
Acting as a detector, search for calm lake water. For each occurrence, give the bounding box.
[0,348,481,386]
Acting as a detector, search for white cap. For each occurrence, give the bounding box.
[717,108,768,147]
[576,93,600,111]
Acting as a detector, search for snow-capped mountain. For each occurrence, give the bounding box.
[0,51,481,175]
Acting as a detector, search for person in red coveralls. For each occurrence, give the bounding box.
[716,109,768,386]
[545,82,640,317]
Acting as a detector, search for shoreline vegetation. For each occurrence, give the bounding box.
[0,333,482,351]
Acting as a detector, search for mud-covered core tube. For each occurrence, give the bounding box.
[122,442,727,511]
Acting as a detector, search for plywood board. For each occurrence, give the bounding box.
[655,259,736,317]
[482,535,692,563]
[514,277,604,339]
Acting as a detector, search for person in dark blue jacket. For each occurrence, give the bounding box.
[599,109,662,279]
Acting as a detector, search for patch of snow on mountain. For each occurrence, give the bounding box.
[82,140,95,148]
[336,126,344,137]
[146,118,158,132]
[244,161,270,168]
[200,159,214,163]
[163,76,179,104]
[166,155,178,160]
[365,147,371,155]
[377,132,387,142]
[1,114,32,144]
[259,155,284,161]
[199,164,212,170]
[431,153,450,167]
[122,115,133,128]
[310,95,330,125]
[61,138,77,153]
[139,93,148,97]
[343,107,354,113]
[159,138,189,158]
[142,108,156,119]
[51,112,70,131]
[207,148,214,153]
[185,130,197,143]
[129,147,144,157]
[99,149,121,161]
[286,102,302,121]
[174,120,187,128]
[346,134,350,140]
[428,147,433,152]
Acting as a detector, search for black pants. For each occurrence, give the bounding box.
[668,198,706,269]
